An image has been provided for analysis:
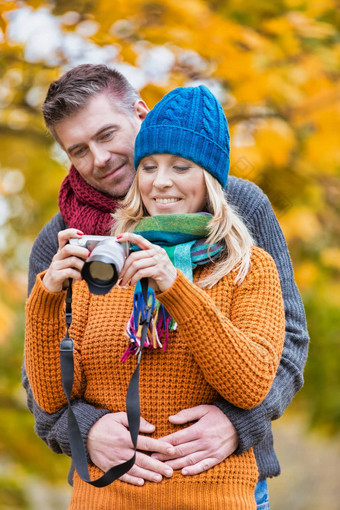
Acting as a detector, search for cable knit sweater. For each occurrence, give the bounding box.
[25,246,285,509]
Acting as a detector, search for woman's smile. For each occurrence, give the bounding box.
[138,154,207,216]
[154,197,181,203]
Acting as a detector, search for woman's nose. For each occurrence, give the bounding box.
[153,168,172,188]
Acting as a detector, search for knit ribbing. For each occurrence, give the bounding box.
[25,245,285,508]
[134,86,230,186]
[58,165,118,235]
[69,470,257,509]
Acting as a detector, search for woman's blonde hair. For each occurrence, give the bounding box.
[113,170,254,288]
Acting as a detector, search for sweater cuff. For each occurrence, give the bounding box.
[156,270,210,324]
[214,399,270,455]
[26,271,67,320]
[56,401,111,463]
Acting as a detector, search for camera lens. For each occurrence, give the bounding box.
[88,261,115,281]
[81,239,126,295]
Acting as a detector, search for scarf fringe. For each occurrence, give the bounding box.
[121,288,176,362]
[120,214,224,362]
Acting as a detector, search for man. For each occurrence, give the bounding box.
[24,64,309,506]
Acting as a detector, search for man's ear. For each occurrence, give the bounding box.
[134,100,149,121]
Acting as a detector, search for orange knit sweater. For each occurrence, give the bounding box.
[25,246,285,510]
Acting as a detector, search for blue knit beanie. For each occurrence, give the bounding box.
[134,85,230,187]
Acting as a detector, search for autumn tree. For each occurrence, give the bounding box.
[0,0,339,504]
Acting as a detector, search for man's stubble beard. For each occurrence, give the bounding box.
[89,156,134,198]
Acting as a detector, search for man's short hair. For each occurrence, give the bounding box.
[42,64,140,138]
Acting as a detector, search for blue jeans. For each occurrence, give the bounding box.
[255,480,270,509]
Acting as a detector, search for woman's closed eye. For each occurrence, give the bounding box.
[173,165,191,171]
[141,165,158,171]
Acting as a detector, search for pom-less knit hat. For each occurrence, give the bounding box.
[134,85,230,187]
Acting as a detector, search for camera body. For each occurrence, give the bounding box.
[69,235,129,295]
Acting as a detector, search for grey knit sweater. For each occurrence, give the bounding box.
[23,176,309,480]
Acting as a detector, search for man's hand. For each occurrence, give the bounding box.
[151,405,238,475]
[87,412,174,486]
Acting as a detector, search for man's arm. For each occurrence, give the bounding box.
[23,367,110,457]
[217,178,309,455]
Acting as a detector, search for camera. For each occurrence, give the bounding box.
[69,236,129,295]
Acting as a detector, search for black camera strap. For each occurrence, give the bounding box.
[59,278,151,487]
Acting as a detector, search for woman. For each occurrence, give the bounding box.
[25,85,285,509]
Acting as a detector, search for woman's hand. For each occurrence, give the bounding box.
[42,229,89,293]
[117,233,177,293]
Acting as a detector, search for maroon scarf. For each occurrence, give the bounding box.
[58,165,119,235]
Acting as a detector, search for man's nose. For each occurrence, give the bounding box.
[91,144,111,168]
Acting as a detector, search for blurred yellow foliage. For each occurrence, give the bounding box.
[280,207,322,242]
[320,282,340,308]
[0,0,340,499]
[0,301,14,343]
[304,104,340,173]
[254,118,296,167]
[321,248,340,271]
[299,0,336,17]
[294,262,318,291]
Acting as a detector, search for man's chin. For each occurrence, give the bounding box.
[90,177,133,199]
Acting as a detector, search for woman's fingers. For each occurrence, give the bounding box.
[53,244,89,263]
[42,267,83,293]
[120,251,176,292]
[119,250,161,282]
[117,233,177,292]
[42,229,89,293]
[117,232,154,251]
[57,228,84,250]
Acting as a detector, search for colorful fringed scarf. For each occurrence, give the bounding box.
[121,213,224,361]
